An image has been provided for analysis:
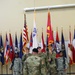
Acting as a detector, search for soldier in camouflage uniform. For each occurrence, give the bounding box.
[47,44,57,75]
[22,47,31,64]
[22,47,32,75]
[37,47,48,75]
[9,51,22,75]
[55,51,68,75]
[24,48,42,75]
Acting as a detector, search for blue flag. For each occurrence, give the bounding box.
[15,33,18,48]
[0,35,4,65]
[61,31,66,58]
[19,32,23,58]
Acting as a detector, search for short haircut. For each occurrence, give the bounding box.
[37,47,41,50]
[33,48,38,53]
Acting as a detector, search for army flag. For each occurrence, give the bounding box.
[41,30,46,53]
[4,33,10,64]
[61,28,67,58]
[32,12,38,48]
[23,14,29,50]
[19,32,23,58]
[72,28,75,63]
[0,34,4,65]
[68,26,73,65]
[47,11,54,45]
[9,33,14,62]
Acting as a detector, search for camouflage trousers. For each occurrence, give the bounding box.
[41,68,47,75]
[47,67,57,75]
[23,69,28,75]
[13,71,21,75]
[57,70,66,75]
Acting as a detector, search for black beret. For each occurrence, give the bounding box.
[32,48,38,53]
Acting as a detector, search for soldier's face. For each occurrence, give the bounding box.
[38,48,41,53]
[32,52,38,55]
[60,52,63,57]
[26,50,29,53]
[15,54,18,58]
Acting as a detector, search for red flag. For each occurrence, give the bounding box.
[56,27,59,43]
[68,44,73,65]
[41,30,46,53]
[23,14,29,50]
[68,26,73,65]
[47,11,54,45]
[9,33,14,62]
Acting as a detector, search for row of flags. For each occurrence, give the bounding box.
[0,10,75,66]
[0,32,23,65]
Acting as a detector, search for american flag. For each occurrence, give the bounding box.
[23,14,29,52]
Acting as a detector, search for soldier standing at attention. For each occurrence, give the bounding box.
[48,44,57,75]
[9,51,22,75]
[22,47,31,75]
[24,48,42,75]
[37,47,48,75]
[56,51,68,75]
